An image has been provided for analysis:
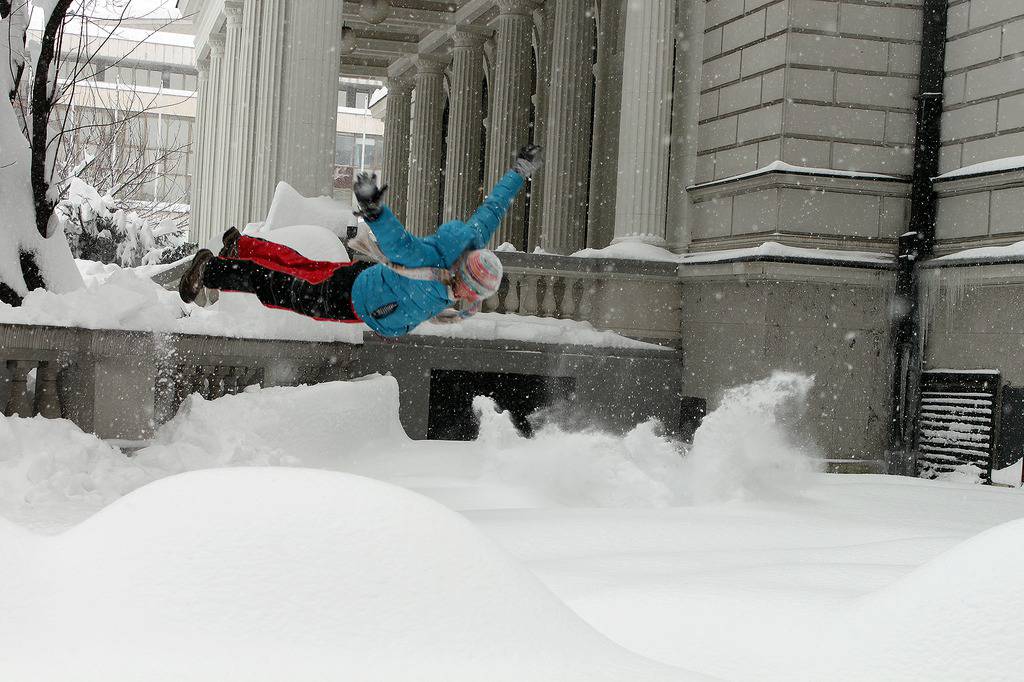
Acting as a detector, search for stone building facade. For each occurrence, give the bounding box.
[180,0,1024,478]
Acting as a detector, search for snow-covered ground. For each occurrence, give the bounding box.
[2,374,1023,680]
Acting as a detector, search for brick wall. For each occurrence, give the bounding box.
[689,0,921,252]
[935,0,1024,249]
[697,0,922,184]
[941,0,1024,173]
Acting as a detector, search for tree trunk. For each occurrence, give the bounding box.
[30,0,74,237]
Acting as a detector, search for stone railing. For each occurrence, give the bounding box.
[490,252,682,346]
[0,324,355,442]
[155,252,684,346]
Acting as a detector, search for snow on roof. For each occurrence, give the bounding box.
[689,160,901,190]
[934,155,1024,181]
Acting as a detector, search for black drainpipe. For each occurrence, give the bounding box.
[889,0,949,473]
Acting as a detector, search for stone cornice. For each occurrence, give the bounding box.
[688,168,911,202]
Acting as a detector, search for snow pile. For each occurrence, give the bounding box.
[0,372,824,528]
[414,312,667,350]
[247,223,352,261]
[0,468,694,681]
[572,241,682,262]
[0,415,153,530]
[137,378,408,474]
[993,458,1023,487]
[260,181,357,240]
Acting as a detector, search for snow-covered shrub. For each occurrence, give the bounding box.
[55,177,189,267]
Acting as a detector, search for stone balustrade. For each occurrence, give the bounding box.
[489,252,683,347]
[156,252,684,347]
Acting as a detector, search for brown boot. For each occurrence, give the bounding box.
[220,226,241,258]
[178,249,215,304]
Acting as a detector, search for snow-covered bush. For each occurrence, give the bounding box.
[55,176,192,267]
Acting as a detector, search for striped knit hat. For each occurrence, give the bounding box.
[453,249,503,301]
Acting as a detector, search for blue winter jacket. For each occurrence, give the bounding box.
[351,170,525,337]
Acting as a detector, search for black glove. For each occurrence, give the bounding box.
[354,172,388,221]
[512,144,544,179]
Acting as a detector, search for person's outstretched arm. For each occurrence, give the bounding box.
[354,173,445,267]
[465,145,544,248]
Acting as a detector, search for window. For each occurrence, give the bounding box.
[335,134,355,166]
[355,137,378,167]
[355,92,369,109]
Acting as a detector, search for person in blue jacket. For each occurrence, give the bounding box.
[178,144,543,337]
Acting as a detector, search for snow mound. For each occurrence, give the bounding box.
[244,223,351,262]
[138,377,408,473]
[811,517,1024,680]
[0,468,696,681]
[0,415,152,529]
[262,180,357,238]
[1,372,826,528]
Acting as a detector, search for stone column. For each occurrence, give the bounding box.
[612,0,676,245]
[251,0,285,220]
[205,31,226,244]
[540,0,595,254]
[191,57,209,245]
[229,0,262,226]
[528,1,555,251]
[587,0,625,249]
[215,3,243,231]
[406,57,448,235]
[485,0,535,248]
[381,75,413,222]
[666,0,706,252]
[276,0,344,199]
[443,30,488,222]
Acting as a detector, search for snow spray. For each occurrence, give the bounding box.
[680,371,821,504]
[472,371,820,507]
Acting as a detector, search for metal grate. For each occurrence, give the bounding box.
[916,370,1001,482]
